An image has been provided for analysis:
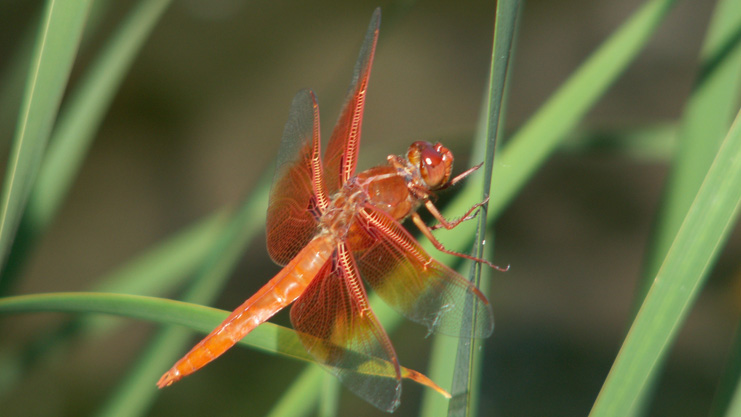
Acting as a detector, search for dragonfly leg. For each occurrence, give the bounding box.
[446,162,482,187]
[411,212,509,271]
[426,197,489,231]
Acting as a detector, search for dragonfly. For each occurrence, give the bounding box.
[157,8,506,412]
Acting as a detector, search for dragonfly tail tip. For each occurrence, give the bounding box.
[156,370,180,389]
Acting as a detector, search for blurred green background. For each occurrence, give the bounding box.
[0,0,738,416]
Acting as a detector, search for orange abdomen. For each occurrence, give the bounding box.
[157,234,336,387]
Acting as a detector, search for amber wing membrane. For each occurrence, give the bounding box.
[290,243,403,413]
[348,206,494,338]
[266,90,327,265]
[323,8,380,195]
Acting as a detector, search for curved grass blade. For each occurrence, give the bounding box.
[589,109,741,417]
[1,0,173,294]
[0,292,307,358]
[636,0,741,313]
[0,292,446,394]
[0,0,92,283]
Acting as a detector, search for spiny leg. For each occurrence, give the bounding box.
[438,162,483,190]
[427,197,489,231]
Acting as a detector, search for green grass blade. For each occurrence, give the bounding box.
[0,292,312,361]
[265,366,324,417]
[636,0,741,312]
[0,14,36,148]
[92,326,195,417]
[628,1,741,412]
[434,1,520,417]
[447,267,493,417]
[424,324,464,416]
[726,381,741,417]
[0,0,92,280]
[563,123,677,161]
[0,291,442,410]
[318,371,341,417]
[0,0,173,293]
[589,109,741,417]
[0,0,110,149]
[92,211,229,296]
[29,0,172,233]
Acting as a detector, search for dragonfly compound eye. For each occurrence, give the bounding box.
[416,142,453,189]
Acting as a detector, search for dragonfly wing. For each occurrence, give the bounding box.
[266,89,327,265]
[349,206,494,338]
[290,242,402,413]
[323,9,380,194]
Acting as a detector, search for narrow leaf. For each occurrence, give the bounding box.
[444,1,520,417]
[637,0,741,312]
[0,292,445,392]
[590,109,741,417]
[0,0,92,280]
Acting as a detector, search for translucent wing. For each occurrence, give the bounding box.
[348,206,494,338]
[323,8,380,195]
[290,242,402,413]
[266,90,328,265]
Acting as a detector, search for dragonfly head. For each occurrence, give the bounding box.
[407,141,453,190]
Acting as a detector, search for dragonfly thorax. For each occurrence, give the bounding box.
[321,184,368,240]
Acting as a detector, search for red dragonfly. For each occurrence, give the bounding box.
[158,8,505,412]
